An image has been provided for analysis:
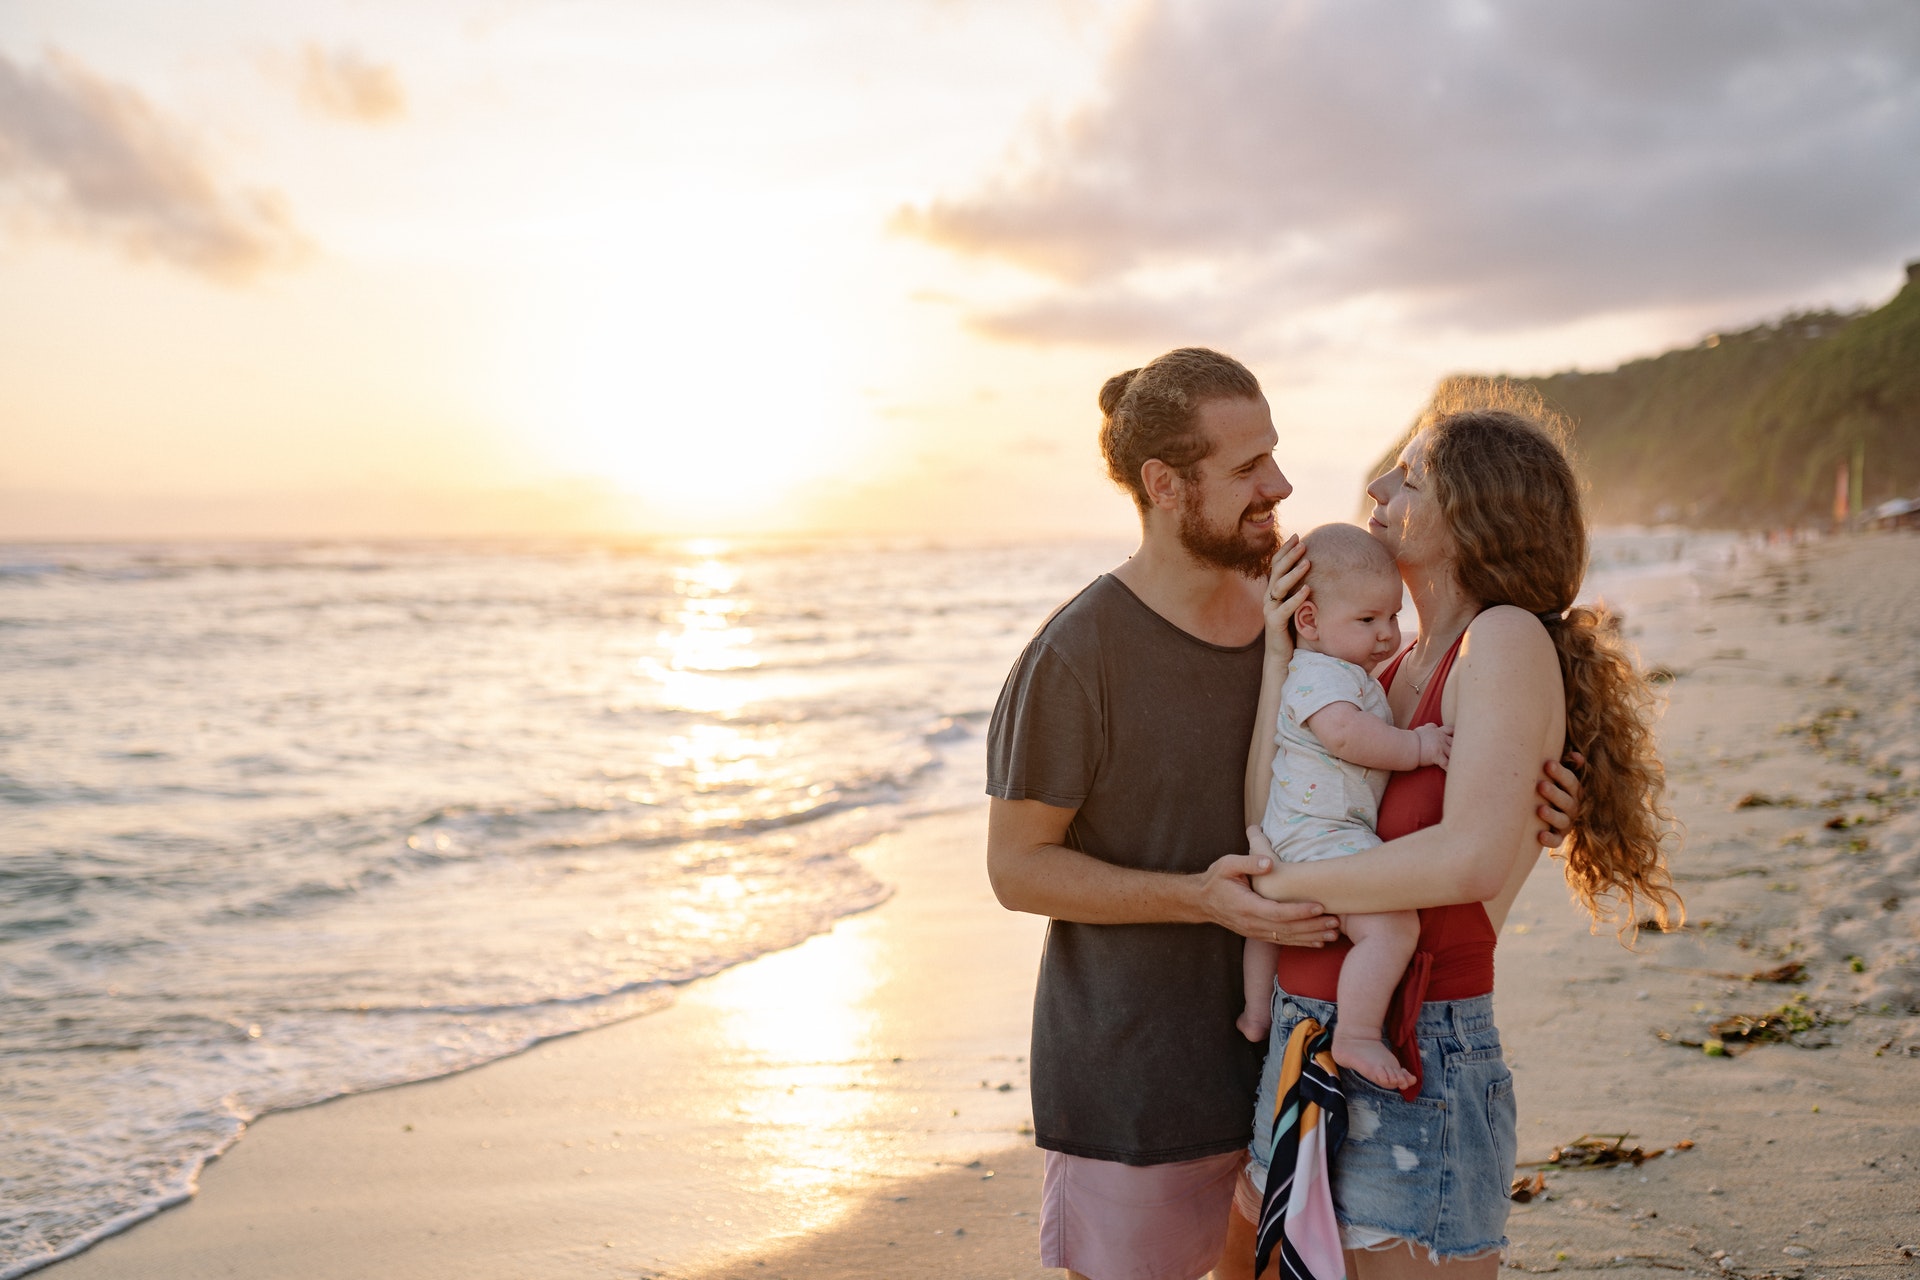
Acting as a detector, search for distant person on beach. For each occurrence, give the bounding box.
[1236,523,1448,1092]
[985,348,1583,1280]
[1234,385,1681,1280]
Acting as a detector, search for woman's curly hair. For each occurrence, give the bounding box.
[1415,378,1683,937]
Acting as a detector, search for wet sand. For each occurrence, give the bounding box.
[43,532,1920,1280]
[42,812,1050,1279]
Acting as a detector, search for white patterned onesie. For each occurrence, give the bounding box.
[1259,649,1394,864]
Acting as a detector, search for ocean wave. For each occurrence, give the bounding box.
[0,535,1125,1277]
[0,774,47,805]
[0,845,893,1280]
[0,558,66,584]
[0,913,92,942]
[0,861,101,901]
[209,875,378,920]
[0,1006,261,1054]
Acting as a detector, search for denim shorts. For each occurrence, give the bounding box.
[1245,985,1517,1261]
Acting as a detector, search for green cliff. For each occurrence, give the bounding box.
[1380,265,1920,527]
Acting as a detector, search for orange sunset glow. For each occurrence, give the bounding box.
[3,3,1913,540]
[9,7,1920,1279]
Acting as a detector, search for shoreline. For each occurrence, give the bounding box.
[37,531,1920,1280]
[41,806,1048,1280]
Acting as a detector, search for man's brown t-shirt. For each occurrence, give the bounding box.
[987,573,1264,1165]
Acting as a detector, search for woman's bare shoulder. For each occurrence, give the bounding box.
[1459,605,1556,667]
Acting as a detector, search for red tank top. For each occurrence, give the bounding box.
[1273,632,1497,1095]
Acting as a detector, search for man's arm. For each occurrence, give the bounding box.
[1242,537,1309,828]
[1242,646,1291,829]
[1537,753,1583,847]
[987,796,1339,943]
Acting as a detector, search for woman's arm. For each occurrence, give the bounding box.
[1248,606,1562,913]
[1243,539,1309,828]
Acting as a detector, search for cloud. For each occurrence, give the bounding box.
[296,44,406,124]
[900,0,1920,343]
[0,50,305,280]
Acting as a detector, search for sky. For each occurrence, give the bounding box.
[2,0,1916,541]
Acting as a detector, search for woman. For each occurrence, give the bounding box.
[1231,383,1680,1277]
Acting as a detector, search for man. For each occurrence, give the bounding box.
[986,348,1575,1280]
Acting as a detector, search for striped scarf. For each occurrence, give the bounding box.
[1253,1017,1348,1280]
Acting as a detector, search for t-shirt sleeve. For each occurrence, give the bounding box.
[986,638,1102,809]
[1283,653,1377,727]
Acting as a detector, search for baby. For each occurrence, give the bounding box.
[1239,522,1451,1090]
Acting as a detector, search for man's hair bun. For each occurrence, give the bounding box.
[1096,348,1260,511]
[1098,369,1141,419]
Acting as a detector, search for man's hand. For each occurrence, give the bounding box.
[1203,831,1339,945]
[1415,723,1453,769]
[1261,535,1310,655]
[1535,751,1585,848]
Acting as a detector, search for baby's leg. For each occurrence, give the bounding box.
[1330,910,1421,1090]
[1239,937,1278,1042]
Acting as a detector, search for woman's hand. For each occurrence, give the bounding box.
[1534,751,1585,848]
[1262,535,1310,658]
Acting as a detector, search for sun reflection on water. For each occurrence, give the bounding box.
[656,723,772,796]
[640,548,762,717]
[709,925,887,1214]
[630,544,897,1234]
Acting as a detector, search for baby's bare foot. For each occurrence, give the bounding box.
[1237,1009,1272,1043]
[1331,1031,1416,1090]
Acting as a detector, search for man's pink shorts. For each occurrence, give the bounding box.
[1040,1148,1244,1280]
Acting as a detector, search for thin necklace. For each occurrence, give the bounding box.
[1405,625,1467,695]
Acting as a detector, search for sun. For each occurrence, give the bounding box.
[552,331,845,528]
[497,204,868,532]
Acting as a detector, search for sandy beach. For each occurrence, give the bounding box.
[41,532,1920,1280]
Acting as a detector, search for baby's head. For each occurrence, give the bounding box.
[1294,523,1405,669]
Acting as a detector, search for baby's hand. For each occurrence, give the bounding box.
[1415,723,1453,769]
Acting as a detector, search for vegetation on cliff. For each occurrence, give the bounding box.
[1378,267,1920,527]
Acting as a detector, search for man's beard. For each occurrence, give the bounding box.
[1178,486,1278,579]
